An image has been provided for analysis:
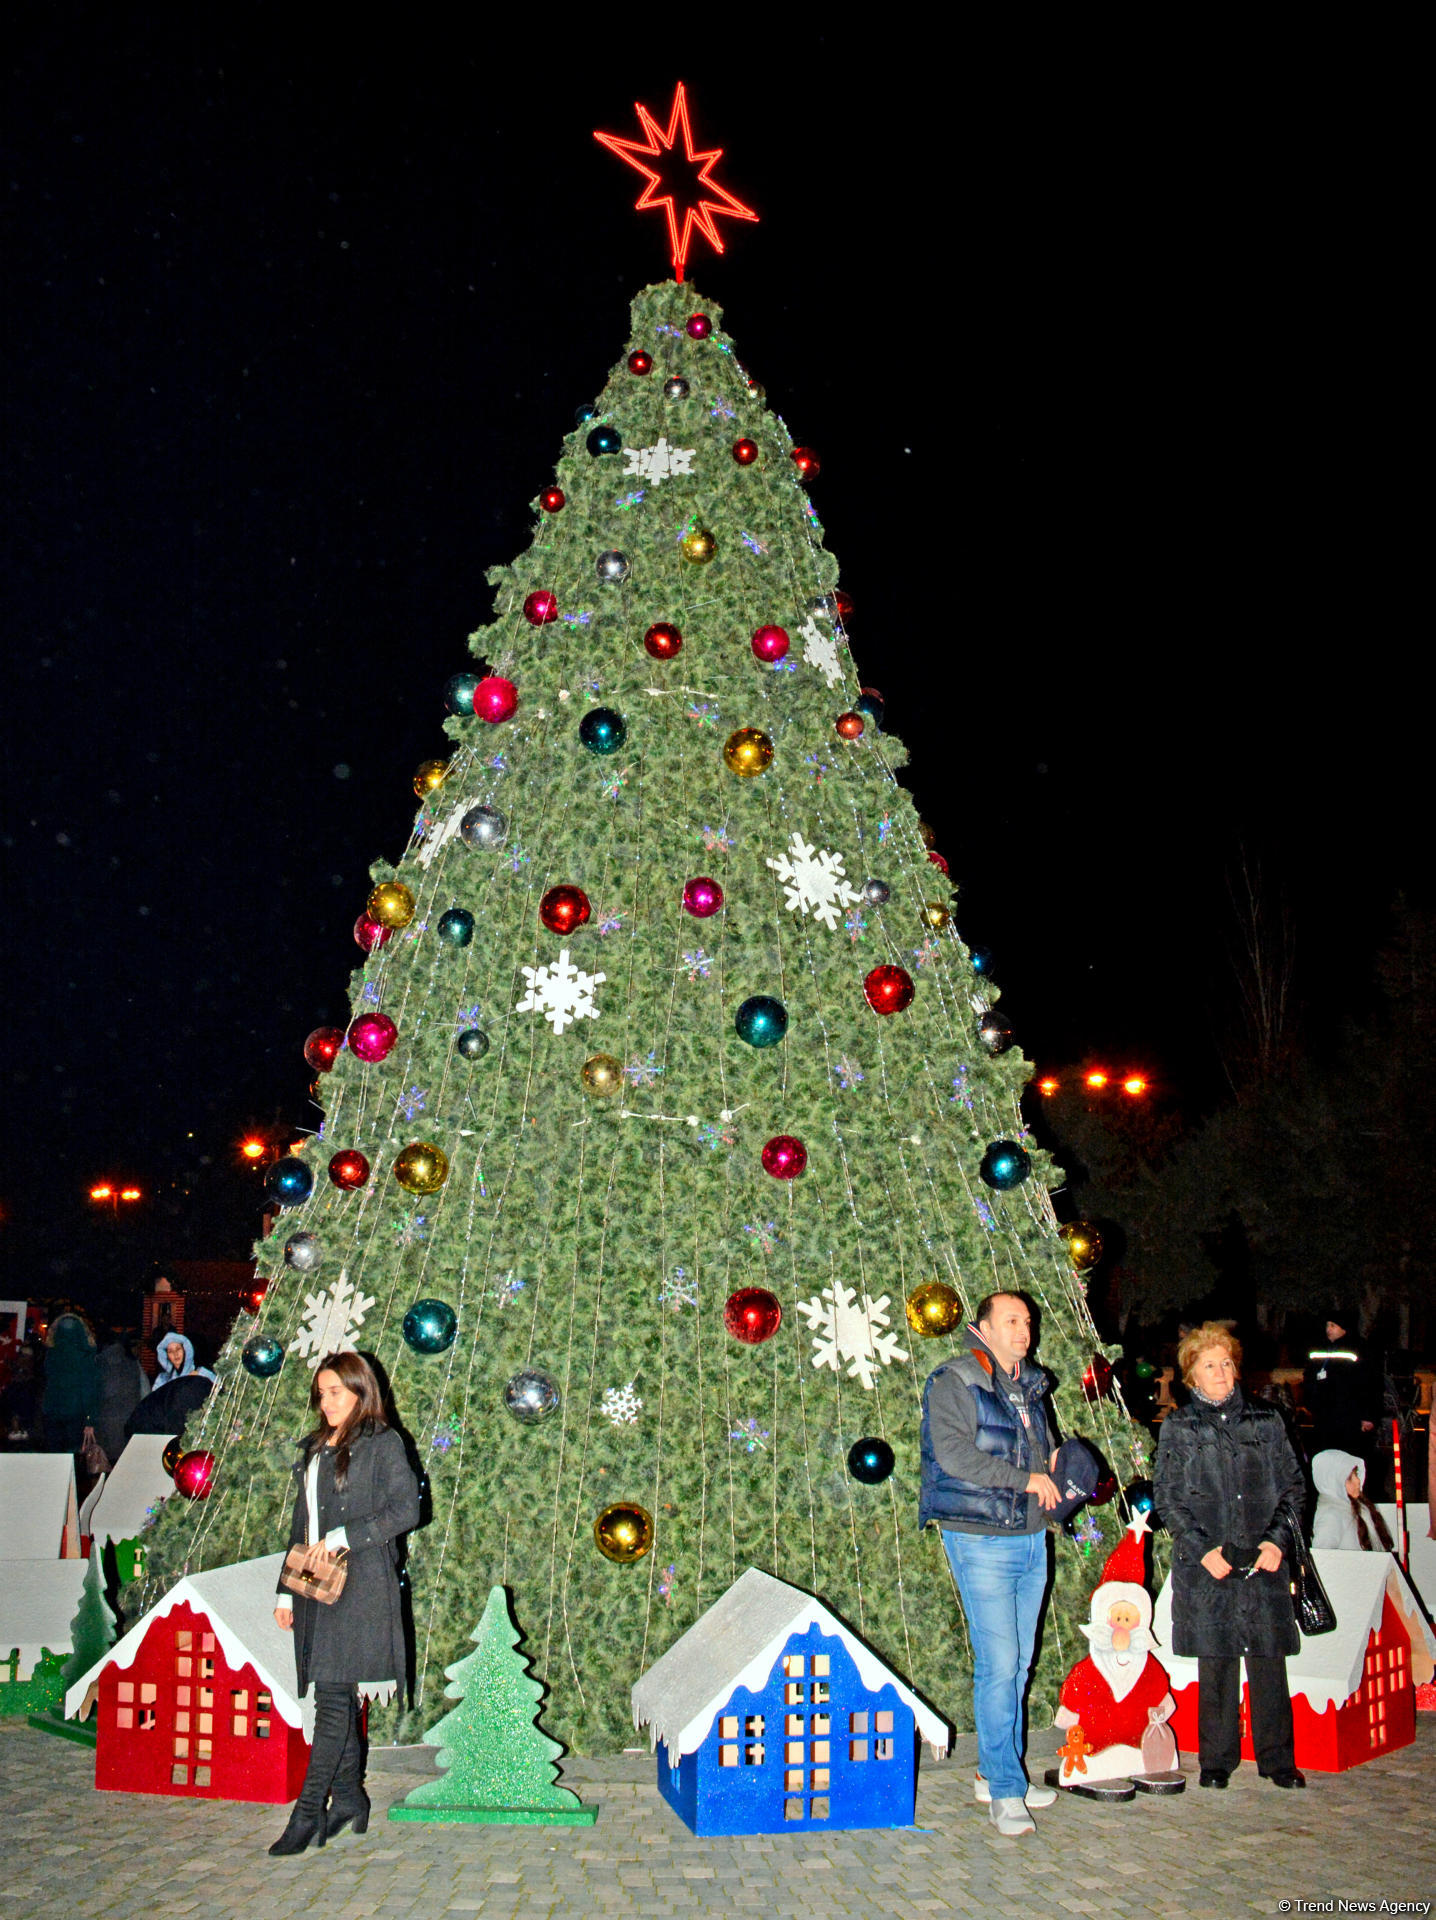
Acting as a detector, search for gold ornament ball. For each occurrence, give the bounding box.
[413,759,448,798]
[581,1053,623,1098]
[394,1141,450,1194]
[905,1279,964,1337]
[1060,1221,1104,1271]
[594,1501,654,1564]
[680,525,717,563]
[368,880,416,929]
[723,727,774,777]
[921,901,950,930]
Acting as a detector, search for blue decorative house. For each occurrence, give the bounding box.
[631,1567,951,1837]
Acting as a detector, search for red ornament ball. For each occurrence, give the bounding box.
[473,676,519,724]
[627,349,653,375]
[303,1027,344,1073]
[791,447,821,481]
[750,624,790,663]
[173,1450,216,1499]
[539,885,591,936]
[347,1012,398,1062]
[732,438,758,466]
[761,1134,808,1180]
[834,588,854,623]
[835,711,865,740]
[682,876,724,919]
[1082,1355,1116,1404]
[523,590,559,626]
[644,623,683,661]
[686,312,712,340]
[328,1148,370,1191]
[929,849,950,876]
[353,913,393,954]
[724,1287,783,1345]
[864,965,915,1016]
[540,487,565,514]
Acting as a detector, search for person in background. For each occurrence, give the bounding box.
[153,1330,215,1387]
[40,1312,100,1455]
[1302,1310,1380,1459]
[1311,1449,1394,1551]
[93,1331,150,1465]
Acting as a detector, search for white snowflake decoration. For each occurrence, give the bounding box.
[600,1380,643,1426]
[291,1271,378,1369]
[622,437,695,485]
[415,797,471,868]
[795,1281,909,1391]
[514,948,606,1034]
[798,616,843,688]
[766,831,861,931]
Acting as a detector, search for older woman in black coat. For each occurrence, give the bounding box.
[1153,1322,1306,1791]
[270,1351,420,1855]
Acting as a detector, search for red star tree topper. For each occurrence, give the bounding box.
[594,82,757,281]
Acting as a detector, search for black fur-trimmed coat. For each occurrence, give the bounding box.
[1153,1389,1305,1659]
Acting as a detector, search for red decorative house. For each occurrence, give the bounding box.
[63,1553,311,1802]
[1154,1552,1436,1773]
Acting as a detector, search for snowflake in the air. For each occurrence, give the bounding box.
[949,1067,974,1112]
[710,398,736,420]
[680,949,713,981]
[398,1085,428,1121]
[1073,1512,1105,1555]
[291,1272,378,1368]
[596,905,624,936]
[615,489,646,510]
[686,700,718,727]
[740,530,769,556]
[515,949,606,1035]
[659,1266,698,1310]
[701,824,734,853]
[600,1380,643,1426]
[844,909,867,944]
[622,437,694,484]
[877,815,893,844]
[658,1562,677,1604]
[794,1281,909,1392]
[560,610,592,629]
[599,767,629,800]
[743,1220,779,1256]
[729,1417,770,1454]
[974,1198,997,1233]
[833,1054,865,1091]
[430,1417,460,1455]
[394,1209,428,1248]
[798,616,843,687]
[490,1271,524,1309]
[456,1005,482,1029]
[625,1051,663,1088]
[362,981,383,1006]
[912,939,940,971]
[488,751,508,773]
[506,841,531,871]
[698,1121,736,1152]
[770,657,798,674]
[766,831,861,931]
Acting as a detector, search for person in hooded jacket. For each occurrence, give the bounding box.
[40,1312,100,1454]
[269,1349,420,1856]
[125,1331,216,1440]
[1311,1449,1393,1551]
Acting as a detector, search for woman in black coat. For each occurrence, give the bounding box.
[270,1351,420,1855]
[1153,1322,1306,1791]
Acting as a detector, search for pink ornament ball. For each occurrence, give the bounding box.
[686,312,712,340]
[353,913,393,954]
[523,590,559,626]
[473,676,519,724]
[750,624,790,663]
[347,1012,398,1063]
[682,876,724,919]
[761,1134,808,1181]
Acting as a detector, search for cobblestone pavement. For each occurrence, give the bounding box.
[3,1717,1433,1917]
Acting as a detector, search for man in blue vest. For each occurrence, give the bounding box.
[920,1292,1061,1838]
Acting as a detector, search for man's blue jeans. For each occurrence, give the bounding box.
[942,1528,1049,1799]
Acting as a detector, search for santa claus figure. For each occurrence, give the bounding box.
[1054,1513,1179,1786]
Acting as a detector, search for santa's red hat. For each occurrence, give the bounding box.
[1097,1509,1151,1588]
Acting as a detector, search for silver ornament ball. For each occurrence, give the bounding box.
[460,803,507,850]
[503,1366,561,1424]
[283,1232,322,1273]
[596,549,631,584]
[862,877,890,907]
[662,376,690,400]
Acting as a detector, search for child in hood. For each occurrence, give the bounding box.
[1311,1449,1393,1551]
[153,1331,215,1386]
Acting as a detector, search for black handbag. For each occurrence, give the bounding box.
[1282,1502,1337,1636]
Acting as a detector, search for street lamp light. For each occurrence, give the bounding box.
[89,1182,141,1214]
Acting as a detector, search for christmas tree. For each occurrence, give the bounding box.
[142,94,1147,1751]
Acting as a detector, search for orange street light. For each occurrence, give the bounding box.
[240,1137,266,1161]
[90,1184,114,1202]
[1037,1077,1060,1096]
[119,1186,142,1201]
[1084,1070,1108,1090]
[1123,1076,1148,1096]
[90,1182,141,1213]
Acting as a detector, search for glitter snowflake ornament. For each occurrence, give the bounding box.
[794,1281,910,1391]
[514,949,606,1035]
[622,437,695,484]
[291,1272,379,1368]
[600,1380,643,1426]
[766,831,861,931]
[798,616,843,687]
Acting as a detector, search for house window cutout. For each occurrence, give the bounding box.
[783,1654,806,1677]
[719,1744,739,1768]
[257,1690,272,1712]
[194,1767,211,1787]
[116,1682,134,1704]
[876,1738,895,1760]
[176,1631,192,1651]
[744,1714,764,1737]
[175,1686,191,1707]
[785,1683,806,1704]
[811,1681,830,1702]
[812,1655,830,1676]
[849,1711,868,1734]
[233,1717,247,1738]
[744,1743,764,1766]
[811,1741,830,1763]
[199,1687,214,1708]
[850,1739,868,1762]
[811,1768,830,1790]
[785,1768,803,1791]
[176,1657,192,1678]
[785,1741,804,1765]
[720,1715,739,1738]
[171,1765,187,1786]
[138,1709,156,1731]
[255,1719,271,1739]
[232,1689,249,1710]
[173,1738,189,1758]
[810,1796,830,1820]
[175,1712,191,1733]
[199,1659,215,1679]
[140,1683,156,1705]
[201,1634,215,1653]
[115,1708,133,1730]
[198,1714,212,1735]
[875,1711,894,1734]
[197,1739,212,1760]
[784,1797,804,1822]
[811,1713,830,1735]
[785,1714,804,1737]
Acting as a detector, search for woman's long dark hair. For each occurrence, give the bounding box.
[305,1350,387,1487]
[1353,1488,1395,1552]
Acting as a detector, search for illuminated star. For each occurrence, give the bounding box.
[594,81,758,281]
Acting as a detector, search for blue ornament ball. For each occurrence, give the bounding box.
[854,689,884,730]
[847,1437,895,1484]
[970,946,995,977]
[734,995,788,1048]
[266,1156,314,1208]
[402,1298,458,1355]
[579,707,627,756]
[586,424,622,457]
[456,1027,490,1061]
[574,402,597,425]
[443,671,481,715]
[241,1334,285,1379]
[979,1140,1032,1191]
[436,907,475,948]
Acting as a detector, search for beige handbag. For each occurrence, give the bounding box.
[279,1539,349,1605]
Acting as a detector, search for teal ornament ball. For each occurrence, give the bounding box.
[586,424,622,456]
[265,1156,314,1207]
[443,671,481,715]
[241,1335,285,1379]
[979,1140,1031,1191]
[402,1298,458,1355]
[734,995,788,1048]
[847,1437,895,1484]
[456,1027,490,1061]
[436,908,474,948]
[503,1367,561,1423]
[579,707,627,755]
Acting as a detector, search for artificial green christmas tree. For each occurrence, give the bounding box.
[391,1584,596,1824]
[141,189,1147,1752]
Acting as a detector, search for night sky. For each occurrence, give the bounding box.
[4,21,1416,1300]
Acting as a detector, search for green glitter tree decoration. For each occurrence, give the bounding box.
[390,1585,596,1825]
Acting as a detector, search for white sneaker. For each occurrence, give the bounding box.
[975,1773,1056,1809]
[989,1795,1036,1837]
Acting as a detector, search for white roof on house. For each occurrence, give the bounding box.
[631,1566,951,1763]
[1377,1505,1435,1622]
[0,1559,88,1678]
[63,1552,312,1735]
[84,1435,178,1547]
[0,1455,79,1559]
[1153,1551,1436,1713]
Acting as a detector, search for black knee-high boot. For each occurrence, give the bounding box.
[268,1685,353,1856]
[326,1692,370,1838]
